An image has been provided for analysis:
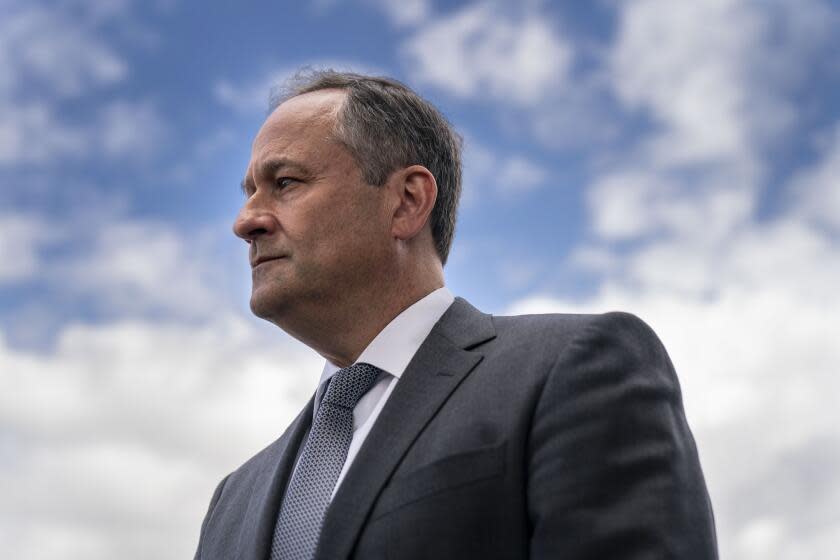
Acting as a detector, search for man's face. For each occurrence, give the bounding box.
[234,90,391,323]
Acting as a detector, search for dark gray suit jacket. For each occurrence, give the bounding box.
[195,298,717,559]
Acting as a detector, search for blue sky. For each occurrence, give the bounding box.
[2,1,840,558]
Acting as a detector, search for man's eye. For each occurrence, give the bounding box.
[276,177,296,189]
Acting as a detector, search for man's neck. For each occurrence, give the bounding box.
[322,280,444,367]
[274,278,445,368]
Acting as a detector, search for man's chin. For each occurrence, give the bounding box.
[250,286,297,321]
[249,291,280,320]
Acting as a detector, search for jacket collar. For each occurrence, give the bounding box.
[315,297,496,559]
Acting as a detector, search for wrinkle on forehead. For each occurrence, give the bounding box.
[253,89,345,150]
[247,89,346,176]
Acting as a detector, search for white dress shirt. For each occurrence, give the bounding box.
[308,286,455,499]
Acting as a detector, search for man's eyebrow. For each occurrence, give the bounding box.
[240,158,312,194]
[258,157,312,178]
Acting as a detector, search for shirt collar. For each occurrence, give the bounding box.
[314,286,455,405]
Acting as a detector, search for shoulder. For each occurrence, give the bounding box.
[516,311,717,557]
[229,435,286,480]
[492,308,657,337]
[488,309,678,396]
[491,310,668,365]
[204,435,282,515]
[512,309,683,427]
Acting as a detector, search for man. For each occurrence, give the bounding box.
[195,71,717,559]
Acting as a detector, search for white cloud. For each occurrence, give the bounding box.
[0,5,127,99]
[98,100,169,159]
[610,0,835,169]
[568,246,618,274]
[52,218,240,319]
[586,170,669,240]
[0,315,321,560]
[373,0,430,27]
[529,75,621,151]
[0,102,90,164]
[614,2,750,164]
[0,214,54,282]
[167,127,238,185]
[311,0,430,27]
[0,99,169,166]
[0,210,317,557]
[0,210,242,321]
[495,156,548,197]
[587,168,756,245]
[789,122,840,233]
[396,1,613,154]
[0,2,174,166]
[0,4,169,167]
[461,138,549,203]
[610,0,757,166]
[214,74,284,115]
[63,223,212,314]
[401,2,572,105]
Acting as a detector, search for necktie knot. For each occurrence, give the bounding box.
[321,362,382,409]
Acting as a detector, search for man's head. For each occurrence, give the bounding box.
[233,71,462,338]
[273,71,463,264]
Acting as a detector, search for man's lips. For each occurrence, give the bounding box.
[251,255,286,268]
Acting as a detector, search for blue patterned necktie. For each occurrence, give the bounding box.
[270,362,382,560]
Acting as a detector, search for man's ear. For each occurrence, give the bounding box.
[388,165,437,241]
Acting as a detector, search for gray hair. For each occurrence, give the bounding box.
[270,69,463,266]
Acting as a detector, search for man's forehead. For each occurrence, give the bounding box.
[264,89,344,130]
[251,90,344,152]
[244,90,348,186]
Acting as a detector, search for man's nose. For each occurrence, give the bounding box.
[232,198,276,242]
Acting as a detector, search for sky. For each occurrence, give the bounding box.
[1,0,839,558]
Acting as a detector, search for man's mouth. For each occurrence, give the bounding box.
[252,255,286,268]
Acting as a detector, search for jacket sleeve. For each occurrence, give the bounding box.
[194,474,230,560]
[527,312,718,559]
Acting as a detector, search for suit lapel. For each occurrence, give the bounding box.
[315,297,496,559]
[237,393,315,560]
